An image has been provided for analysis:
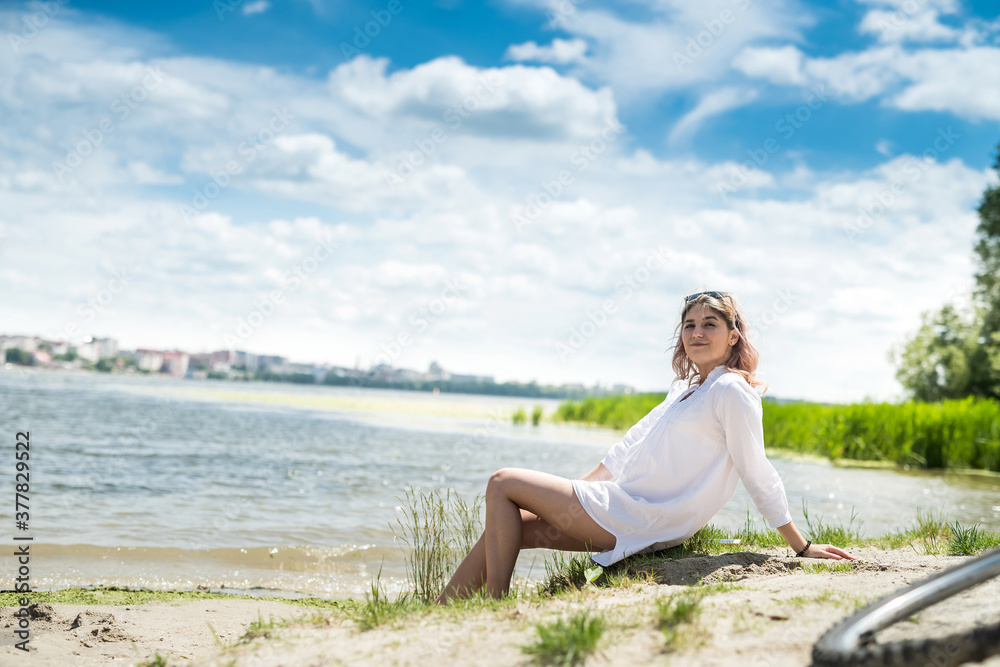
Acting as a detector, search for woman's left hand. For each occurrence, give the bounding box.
[804,543,857,560]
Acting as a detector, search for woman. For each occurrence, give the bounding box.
[434,290,855,603]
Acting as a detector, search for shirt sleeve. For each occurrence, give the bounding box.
[714,380,792,529]
[601,393,669,478]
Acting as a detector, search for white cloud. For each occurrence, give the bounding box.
[801,46,902,101]
[668,87,758,143]
[1,4,996,404]
[504,38,588,64]
[726,2,1000,121]
[369,260,450,288]
[859,8,960,43]
[855,0,960,43]
[854,0,958,9]
[244,132,483,214]
[242,1,271,16]
[327,54,618,142]
[502,0,811,101]
[737,42,1000,121]
[732,45,806,85]
[888,47,1000,119]
[127,161,184,185]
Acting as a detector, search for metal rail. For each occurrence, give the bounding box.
[812,547,1000,667]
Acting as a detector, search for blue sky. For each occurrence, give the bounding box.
[1,0,998,402]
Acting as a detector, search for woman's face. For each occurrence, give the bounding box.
[682,303,736,369]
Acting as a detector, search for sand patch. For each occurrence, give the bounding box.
[0,598,303,666]
[628,549,902,586]
[4,548,1000,666]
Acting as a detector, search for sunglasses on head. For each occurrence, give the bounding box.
[684,291,732,302]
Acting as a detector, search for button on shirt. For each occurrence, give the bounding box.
[571,364,792,567]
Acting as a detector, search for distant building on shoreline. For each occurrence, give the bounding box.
[0,333,639,398]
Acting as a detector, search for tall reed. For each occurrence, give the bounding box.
[555,393,1000,471]
[390,488,484,603]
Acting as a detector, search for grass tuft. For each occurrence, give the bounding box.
[801,560,856,573]
[539,552,594,596]
[520,609,606,666]
[135,651,170,667]
[656,590,705,650]
[783,589,868,609]
[947,521,1000,555]
[237,611,282,644]
[347,563,423,631]
[391,487,483,604]
[802,499,865,546]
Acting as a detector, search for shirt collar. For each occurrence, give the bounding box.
[680,364,729,392]
[701,364,730,385]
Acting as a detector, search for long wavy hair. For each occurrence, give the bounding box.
[664,291,768,396]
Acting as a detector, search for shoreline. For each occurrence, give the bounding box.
[4,546,1000,666]
[764,446,1000,480]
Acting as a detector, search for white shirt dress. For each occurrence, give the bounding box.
[572,363,793,567]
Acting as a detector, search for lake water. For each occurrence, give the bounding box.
[2,367,999,599]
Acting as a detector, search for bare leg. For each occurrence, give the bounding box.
[483,468,615,598]
[434,506,601,604]
[435,530,488,603]
[442,468,613,601]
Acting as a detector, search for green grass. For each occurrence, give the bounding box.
[802,500,865,547]
[520,609,606,666]
[656,590,704,649]
[135,652,170,667]
[553,392,664,430]
[237,611,282,643]
[554,392,1000,471]
[535,501,1000,598]
[347,564,423,632]
[0,587,348,609]
[782,589,868,609]
[12,489,1000,662]
[532,405,544,426]
[734,510,787,548]
[948,522,1000,555]
[599,566,654,590]
[390,487,483,604]
[869,507,953,553]
[539,552,594,595]
[801,561,856,573]
[863,509,1000,556]
[691,580,745,596]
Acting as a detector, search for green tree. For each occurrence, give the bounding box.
[972,143,1000,398]
[889,303,978,401]
[893,141,1000,401]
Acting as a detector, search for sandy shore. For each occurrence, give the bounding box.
[4,547,1000,666]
